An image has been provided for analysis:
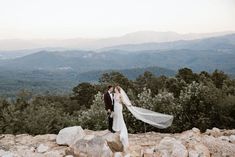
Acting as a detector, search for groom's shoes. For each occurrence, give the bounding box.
[111,130,116,133]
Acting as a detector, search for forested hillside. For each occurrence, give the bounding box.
[0,66,174,97]
[0,68,234,135]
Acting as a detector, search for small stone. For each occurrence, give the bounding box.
[37,144,49,153]
[212,127,220,133]
[205,128,222,137]
[192,127,200,134]
[30,147,36,152]
[229,135,235,143]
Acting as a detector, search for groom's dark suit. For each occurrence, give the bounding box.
[104,91,114,132]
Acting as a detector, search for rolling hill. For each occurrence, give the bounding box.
[100,33,235,52]
[0,33,235,96]
[0,66,175,97]
[0,34,235,74]
[76,66,176,82]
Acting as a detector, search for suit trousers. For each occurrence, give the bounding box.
[108,115,114,132]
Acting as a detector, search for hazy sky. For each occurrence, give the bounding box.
[0,0,234,39]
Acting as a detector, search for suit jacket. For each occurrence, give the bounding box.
[104,92,114,111]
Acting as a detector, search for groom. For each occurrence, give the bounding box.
[104,85,115,133]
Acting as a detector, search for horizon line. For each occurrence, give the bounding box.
[0,30,235,40]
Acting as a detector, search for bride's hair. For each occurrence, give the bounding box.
[115,86,121,93]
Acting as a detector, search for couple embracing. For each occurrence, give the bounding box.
[104,85,174,154]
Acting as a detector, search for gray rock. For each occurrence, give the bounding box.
[56,126,85,146]
[188,142,210,157]
[0,150,17,157]
[69,136,113,157]
[104,133,123,152]
[1,128,235,157]
[230,135,235,143]
[37,144,49,153]
[157,137,188,157]
[192,127,200,134]
[205,127,224,137]
[202,135,235,157]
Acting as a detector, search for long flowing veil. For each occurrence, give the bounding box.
[120,87,173,129]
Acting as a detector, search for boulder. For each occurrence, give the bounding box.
[157,137,188,157]
[187,142,210,157]
[69,136,113,157]
[66,132,126,157]
[202,135,235,157]
[104,132,123,152]
[56,126,85,146]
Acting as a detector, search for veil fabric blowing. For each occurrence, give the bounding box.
[120,87,174,129]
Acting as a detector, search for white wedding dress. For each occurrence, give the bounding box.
[112,87,174,152]
[112,93,129,147]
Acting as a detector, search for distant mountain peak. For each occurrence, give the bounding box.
[123,30,179,36]
[0,30,235,51]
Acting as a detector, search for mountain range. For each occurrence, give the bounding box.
[0,31,235,96]
[0,31,234,51]
[100,33,235,52]
[0,33,234,74]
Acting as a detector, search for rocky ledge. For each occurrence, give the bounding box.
[0,126,235,157]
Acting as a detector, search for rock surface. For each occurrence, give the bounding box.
[0,127,235,157]
[157,137,188,157]
[56,126,85,146]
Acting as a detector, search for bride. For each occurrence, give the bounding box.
[112,86,173,155]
